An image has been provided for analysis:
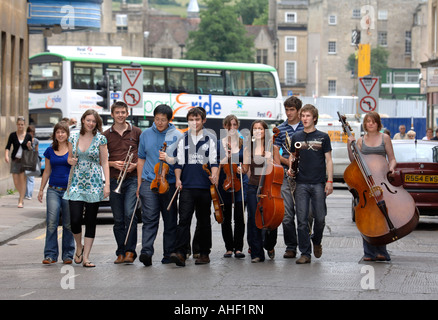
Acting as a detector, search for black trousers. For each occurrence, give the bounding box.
[174,188,212,256]
[69,200,99,238]
[221,201,245,252]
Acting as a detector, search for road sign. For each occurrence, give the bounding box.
[358,76,379,114]
[122,67,143,108]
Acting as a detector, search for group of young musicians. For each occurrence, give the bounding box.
[100,96,334,267]
[38,96,335,267]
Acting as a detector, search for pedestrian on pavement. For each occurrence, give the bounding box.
[103,101,142,264]
[25,125,39,200]
[289,104,333,264]
[38,121,75,265]
[347,111,395,262]
[137,104,182,266]
[63,109,110,268]
[5,116,33,208]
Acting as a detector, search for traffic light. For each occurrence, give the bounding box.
[97,72,110,109]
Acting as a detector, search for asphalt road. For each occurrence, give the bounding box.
[1,185,438,303]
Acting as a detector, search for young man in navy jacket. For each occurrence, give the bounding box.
[170,107,218,266]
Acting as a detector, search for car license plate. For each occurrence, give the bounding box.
[404,174,438,183]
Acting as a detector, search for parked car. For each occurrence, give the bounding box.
[389,140,438,216]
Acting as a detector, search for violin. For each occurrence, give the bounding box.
[202,163,224,224]
[150,142,170,194]
[222,140,241,193]
[338,112,419,245]
[255,127,284,231]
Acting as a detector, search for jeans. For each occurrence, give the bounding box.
[44,187,75,261]
[295,183,327,257]
[281,174,298,252]
[174,188,212,256]
[139,180,177,258]
[110,176,138,256]
[363,239,390,260]
[246,185,277,261]
[25,175,34,198]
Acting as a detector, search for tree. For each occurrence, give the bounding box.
[235,0,268,25]
[346,46,389,77]
[185,0,254,62]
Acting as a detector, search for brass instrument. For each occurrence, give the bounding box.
[114,146,134,194]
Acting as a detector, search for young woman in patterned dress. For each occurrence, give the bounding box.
[64,109,110,268]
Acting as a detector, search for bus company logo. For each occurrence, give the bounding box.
[45,95,62,109]
[145,93,222,117]
[257,111,273,118]
[236,100,243,109]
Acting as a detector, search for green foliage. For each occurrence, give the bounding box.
[185,0,254,62]
[370,46,390,77]
[235,0,268,25]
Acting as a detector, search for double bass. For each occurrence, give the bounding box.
[255,127,284,230]
[338,112,419,245]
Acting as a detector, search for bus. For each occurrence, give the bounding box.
[28,52,284,140]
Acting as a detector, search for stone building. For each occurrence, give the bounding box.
[0,0,29,194]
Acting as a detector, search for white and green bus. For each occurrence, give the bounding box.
[29,52,283,138]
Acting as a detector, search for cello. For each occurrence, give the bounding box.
[338,112,419,245]
[150,143,170,194]
[222,138,241,193]
[202,164,224,224]
[255,127,284,231]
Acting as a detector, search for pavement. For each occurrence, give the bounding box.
[0,177,46,246]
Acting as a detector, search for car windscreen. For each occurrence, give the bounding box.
[393,143,438,163]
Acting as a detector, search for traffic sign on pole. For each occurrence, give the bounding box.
[122,66,143,108]
[358,76,379,114]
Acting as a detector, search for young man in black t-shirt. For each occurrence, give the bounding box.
[290,104,333,264]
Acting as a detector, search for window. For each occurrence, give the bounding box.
[328,41,337,54]
[352,9,361,19]
[394,71,420,84]
[285,36,297,52]
[405,31,412,55]
[116,14,128,33]
[161,48,173,59]
[226,71,251,96]
[196,69,224,95]
[256,49,268,64]
[285,61,296,86]
[285,12,297,23]
[254,72,276,97]
[328,15,337,25]
[378,32,388,46]
[328,80,336,95]
[72,62,103,90]
[166,67,195,94]
[143,66,165,93]
[30,60,63,92]
[378,10,388,20]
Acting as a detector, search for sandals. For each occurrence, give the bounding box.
[74,247,84,264]
[83,261,95,268]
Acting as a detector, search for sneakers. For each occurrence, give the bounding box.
[296,255,311,264]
